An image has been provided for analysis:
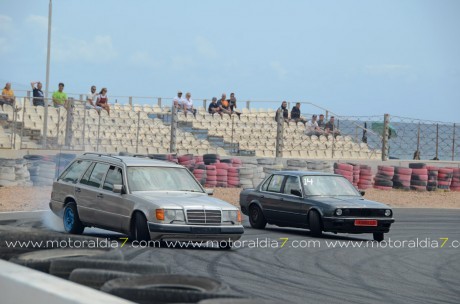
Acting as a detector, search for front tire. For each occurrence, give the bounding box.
[373,232,384,242]
[132,212,150,242]
[308,210,322,237]
[63,202,84,234]
[249,205,267,229]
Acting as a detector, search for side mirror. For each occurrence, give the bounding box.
[360,191,365,196]
[205,188,214,196]
[113,184,123,194]
[291,189,302,197]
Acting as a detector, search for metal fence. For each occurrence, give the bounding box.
[1,95,458,161]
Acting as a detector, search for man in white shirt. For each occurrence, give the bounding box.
[182,92,197,118]
[305,114,323,136]
[173,90,184,111]
[86,85,100,111]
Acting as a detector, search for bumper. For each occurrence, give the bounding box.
[322,217,395,233]
[148,222,244,242]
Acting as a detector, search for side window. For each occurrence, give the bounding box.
[284,176,301,195]
[267,175,285,193]
[60,160,91,183]
[261,175,273,191]
[103,166,123,191]
[80,163,96,185]
[81,163,110,188]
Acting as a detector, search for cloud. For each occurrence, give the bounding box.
[25,15,48,31]
[364,64,410,76]
[195,36,218,59]
[0,15,13,33]
[270,61,288,79]
[129,51,161,69]
[53,35,117,63]
[171,55,195,71]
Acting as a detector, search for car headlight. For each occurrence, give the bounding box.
[335,208,343,216]
[385,209,392,217]
[156,209,185,223]
[222,210,241,224]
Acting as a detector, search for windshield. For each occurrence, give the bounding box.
[127,166,203,192]
[301,175,360,196]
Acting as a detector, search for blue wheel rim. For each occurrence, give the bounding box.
[64,207,74,232]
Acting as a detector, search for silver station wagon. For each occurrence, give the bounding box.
[49,153,244,248]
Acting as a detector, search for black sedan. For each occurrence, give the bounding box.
[240,171,395,241]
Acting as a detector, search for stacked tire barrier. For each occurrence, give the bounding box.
[451,168,460,192]
[333,163,354,183]
[215,163,229,188]
[350,163,360,188]
[358,165,372,190]
[437,167,453,191]
[409,163,428,191]
[392,166,412,191]
[426,166,439,191]
[0,158,32,187]
[307,160,332,172]
[193,164,207,186]
[25,156,56,187]
[205,165,217,188]
[373,166,394,190]
[286,159,307,170]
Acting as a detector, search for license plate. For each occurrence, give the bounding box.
[354,219,377,226]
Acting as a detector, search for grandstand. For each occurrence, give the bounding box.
[0,97,381,160]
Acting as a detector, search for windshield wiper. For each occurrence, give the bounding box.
[178,189,200,192]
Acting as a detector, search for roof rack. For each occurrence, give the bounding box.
[82,152,123,162]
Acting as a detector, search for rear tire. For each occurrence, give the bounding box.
[63,202,84,234]
[308,211,322,237]
[249,205,267,229]
[132,212,150,242]
[373,232,384,242]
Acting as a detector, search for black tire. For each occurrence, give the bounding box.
[374,180,393,187]
[9,249,111,273]
[373,232,384,242]
[131,212,150,242]
[63,202,84,234]
[69,269,140,289]
[248,205,267,229]
[50,258,169,279]
[308,210,322,237]
[101,275,237,303]
[410,180,428,186]
[409,163,426,169]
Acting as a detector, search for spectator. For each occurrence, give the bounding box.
[96,87,110,116]
[305,114,323,136]
[52,83,68,108]
[173,90,184,111]
[325,116,341,136]
[208,97,223,118]
[217,93,232,117]
[229,92,241,119]
[182,92,197,118]
[317,114,326,129]
[275,101,289,125]
[30,81,44,106]
[1,82,15,106]
[290,102,307,126]
[86,85,99,111]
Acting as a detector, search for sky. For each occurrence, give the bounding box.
[1,0,459,122]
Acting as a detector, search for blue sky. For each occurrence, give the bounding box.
[1,0,459,122]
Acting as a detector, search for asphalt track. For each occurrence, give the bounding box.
[1,208,459,304]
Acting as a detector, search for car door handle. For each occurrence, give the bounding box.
[97,193,104,198]
[75,187,81,193]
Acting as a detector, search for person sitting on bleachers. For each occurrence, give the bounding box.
[86,85,100,111]
[173,90,184,111]
[208,97,223,118]
[52,82,68,108]
[182,92,197,118]
[217,93,232,117]
[290,102,307,126]
[1,82,15,107]
[275,101,290,125]
[229,92,241,119]
[31,81,44,106]
[305,114,323,136]
[325,116,341,136]
[317,114,326,130]
[96,87,110,116]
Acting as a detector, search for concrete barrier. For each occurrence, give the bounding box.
[0,259,134,304]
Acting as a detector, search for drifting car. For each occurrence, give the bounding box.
[240,171,394,241]
[50,153,243,248]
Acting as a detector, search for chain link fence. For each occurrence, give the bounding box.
[1,96,458,161]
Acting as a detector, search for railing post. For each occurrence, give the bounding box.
[203,99,207,110]
[129,96,133,107]
[325,110,329,121]
[136,111,140,154]
[381,113,390,161]
[43,97,49,148]
[96,113,101,152]
[416,122,420,157]
[82,105,87,150]
[275,108,284,158]
[158,97,162,107]
[65,98,73,148]
[246,100,250,110]
[435,123,439,160]
[170,105,177,153]
[453,123,456,161]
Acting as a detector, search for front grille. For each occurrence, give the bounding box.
[343,209,387,217]
[186,210,221,225]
